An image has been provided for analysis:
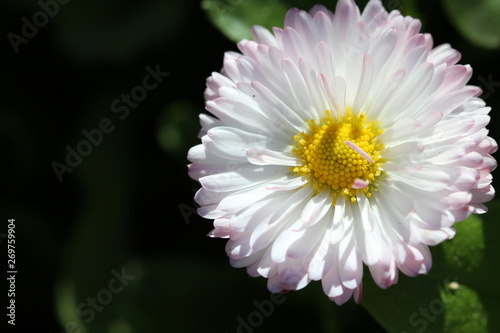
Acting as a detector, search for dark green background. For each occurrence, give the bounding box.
[1,0,499,332]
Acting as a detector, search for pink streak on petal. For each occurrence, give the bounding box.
[352,178,370,189]
[345,140,374,164]
[353,282,362,305]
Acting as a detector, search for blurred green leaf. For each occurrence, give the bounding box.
[201,0,289,42]
[156,100,200,159]
[55,93,134,333]
[443,0,500,49]
[55,251,394,332]
[56,255,343,333]
[202,0,424,43]
[362,202,500,333]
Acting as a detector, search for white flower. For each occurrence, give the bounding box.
[187,0,497,304]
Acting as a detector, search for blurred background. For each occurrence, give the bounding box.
[1,0,499,332]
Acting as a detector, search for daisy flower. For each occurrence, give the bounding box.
[188,0,496,304]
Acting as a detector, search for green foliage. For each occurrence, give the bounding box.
[55,95,134,333]
[201,0,289,42]
[443,0,500,49]
[362,204,500,333]
[201,0,499,50]
[156,100,200,159]
[201,0,420,43]
[199,4,500,329]
[4,0,498,331]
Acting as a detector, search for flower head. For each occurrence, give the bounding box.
[188,0,497,304]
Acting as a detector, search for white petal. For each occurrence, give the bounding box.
[294,190,332,231]
[247,147,299,166]
[200,164,288,192]
[251,25,277,47]
[189,0,497,306]
[286,218,328,259]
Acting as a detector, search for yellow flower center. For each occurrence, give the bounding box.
[291,108,385,202]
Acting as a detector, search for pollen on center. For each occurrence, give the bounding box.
[291,108,385,202]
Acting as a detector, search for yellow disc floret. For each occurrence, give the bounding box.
[291,108,385,202]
